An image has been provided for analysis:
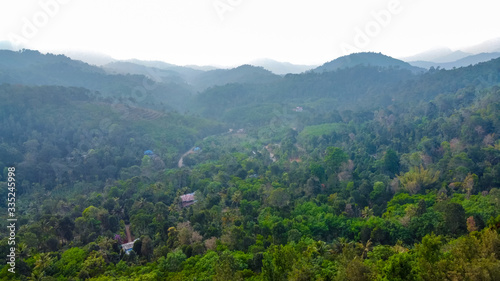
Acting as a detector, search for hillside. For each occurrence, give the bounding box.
[0,84,223,187]
[191,57,500,127]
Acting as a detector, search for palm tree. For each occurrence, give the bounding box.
[231,191,242,206]
[361,206,374,219]
[358,239,373,259]
[18,242,29,259]
[331,237,350,255]
[29,253,54,280]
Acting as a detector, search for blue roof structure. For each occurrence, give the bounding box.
[144,150,154,155]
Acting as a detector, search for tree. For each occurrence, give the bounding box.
[414,234,448,280]
[30,253,54,280]
[462,173,477,199]
[267,188,291,208]
[53,247,87,278]
[310,163,325,181]
[79,251,106,279]
[141,236,154,260]
[161,249,186,272]
[262,244,296,281]
[345,257,372,281]
[442,202,467,236]
[383,149,400,175]
[214,251,241,281]
[57,216,75,243]
[416,199,427,216]
[325,147,348,173]
[382,252,417,281]
[409,211,441,241]
[397,165,440,195]
[370,181,386,201]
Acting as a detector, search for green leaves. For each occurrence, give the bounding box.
[53,247,86,277]
[397,165,440,195]
[324,147,348,173]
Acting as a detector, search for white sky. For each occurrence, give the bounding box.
[1,0,499,66]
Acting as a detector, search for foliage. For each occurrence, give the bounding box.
[2,52,500,280]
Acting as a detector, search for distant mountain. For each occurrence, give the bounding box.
[183,65,219,71]
[462,37,500,54]
[192,64,281,91]
[64,50,116,66]
[127,59,218,72]
[249,58,317,75]
[433,50,472,63]
[103,61,201,85]
[401,48,472,63]
[401,37,500,67]
[313,52,425,74]
[409,52,500,69]
[107,61,281,91]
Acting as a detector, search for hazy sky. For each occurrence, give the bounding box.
[1,0,499,66]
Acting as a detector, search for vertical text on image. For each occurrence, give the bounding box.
[6,167,17,274]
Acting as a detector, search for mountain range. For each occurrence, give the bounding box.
[3,37,500,76]
[401,38,500,69]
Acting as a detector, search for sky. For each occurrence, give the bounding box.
[1,0,499,66]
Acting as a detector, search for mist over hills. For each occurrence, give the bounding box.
[401,48,472,63]
[2,48,500,128]
[402,38,500,69]
[2,49,500,113]
[248,58,318,75]
[410,52,500,70]
[64,50,117,66]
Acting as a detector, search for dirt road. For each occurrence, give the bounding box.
[178,147,195,168]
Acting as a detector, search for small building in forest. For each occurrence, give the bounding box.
[121,239,139,255]
[180,192,196,208]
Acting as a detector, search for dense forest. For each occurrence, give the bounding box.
[1,50,500,280]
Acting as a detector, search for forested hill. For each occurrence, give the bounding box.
[191,57,500,126]
[0,84,224,190]
[1,49,500,280]
[313,52,425,73]
[0,50,194,112]
[3,49,500,122]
